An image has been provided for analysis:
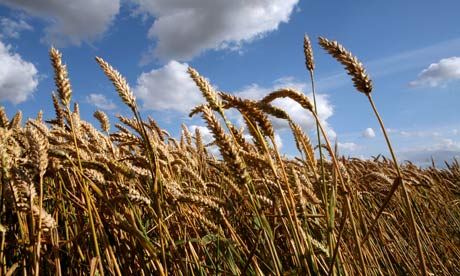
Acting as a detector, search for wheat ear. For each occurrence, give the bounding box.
[318,37,373,94]
[188,67,221,112]
[95,57,136,110]
[94,110,110,133]
[261,88,314,111]
[304,34,315,71]
[50,47,72,106]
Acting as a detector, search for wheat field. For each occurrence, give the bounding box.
[0,36,459,275]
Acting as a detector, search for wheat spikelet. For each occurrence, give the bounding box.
[219,171,244,198]
[85,169,106,186]
[220,92,274,138]
[182,208,221,233]
[51,92,65,127]
[117,115,142,135]
[183,167,206,189]
[0,106,8,128]
[10,177,37,211]
[95,57,136,110]
[228,125,253,152]
[80,121,108,152]
[71,112,82,140]
[50,47,72,106]
[9,111,22,129]
[318,37,373,94]
[27,119,49,139]
[292,167,321,205]
[304,34,315,71]
[195,105,251,187]
[147,116,164,141]
[188,67,221,111]
[261,88,313,112]
[364,171,393,185]
[26,127,49,177]
[0,129,16,170]
[31,205,56,231]
[116,191,151,207]
[73,102,80,118]
[290,122,317,171]
[94,110,110,133]
[257,102,292,122]
[179,193,222,211]
[36,110,43,122]
[194,127,205,154]
[298,227,328,255]
[181,124,193,146]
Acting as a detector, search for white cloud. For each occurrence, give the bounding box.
[134,0,299,61]
[86,93,117,110]
[0,40,38,103]
[389,129,443,138]
[399,138,460,167]
[234,78,336,138]
[0,17,33,39]
[362,127,376,138]
[338,142,358,152]
[134,60,202,112]
[274,133,283,149]
[0,0,120,46]
[409,56,460,87]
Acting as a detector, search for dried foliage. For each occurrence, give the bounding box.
[0,38,458,276]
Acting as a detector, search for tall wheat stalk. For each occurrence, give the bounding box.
[304,35,336,271]
[319,36,428,276]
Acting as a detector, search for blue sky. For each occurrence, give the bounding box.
[0,0,459,166]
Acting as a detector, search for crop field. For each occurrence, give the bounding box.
[0,37,459,275]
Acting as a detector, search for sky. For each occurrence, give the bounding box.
[0,0,459,166]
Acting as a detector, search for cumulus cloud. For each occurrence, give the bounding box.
[338,142,358,152]
[86,93,117,110]
[274,133,283,149]
[234,78,336,138]
[0,40,38,103]
[134,0,299,61]
[388,128,441,138]
[362,127,376,138]
[134,60,203,112]
[409,56,460,87]
[0,0,120,45]
[0,17,33,39]
[399,138,460,167]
